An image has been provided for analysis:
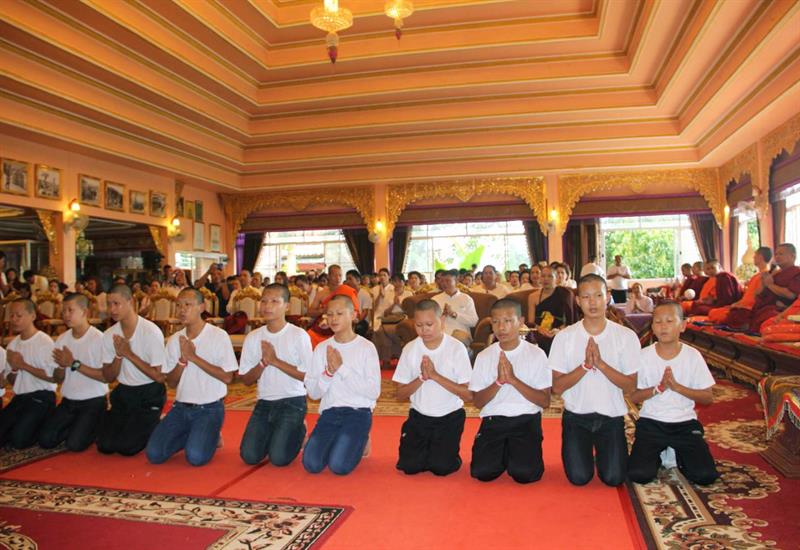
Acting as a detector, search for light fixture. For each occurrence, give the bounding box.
[375,219,385,232]
[384,0,413,39]
[310,0,353,64]
[69,198,81,212]
[171,216,181,228]
[547,207,559,233]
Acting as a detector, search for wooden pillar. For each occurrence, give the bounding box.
[373,183,390,271]
[545,174,563,261]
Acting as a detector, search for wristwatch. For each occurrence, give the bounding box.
[70,360,81,372]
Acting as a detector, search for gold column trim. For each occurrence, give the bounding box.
[759,112,800,214]
[35,209,58,258]
[148,225,167,258]
[385,177,548,236]
[558,168,724,235]
[221,186,376,245]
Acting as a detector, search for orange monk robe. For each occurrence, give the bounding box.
[682,277,716,314]
[759,296,800,333]
[307,284,360,348]
[708,272,763,324]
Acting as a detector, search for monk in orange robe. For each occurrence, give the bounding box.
[685,261,741,316]
[760,295,800,335]
[307,264,360,348]
[709,247,771,324]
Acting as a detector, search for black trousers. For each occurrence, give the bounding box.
[628,417,719,485]
[561,410,627,487]
[0,390,56,449]
[39,396,107,452]
[96,382,166,456]
[471,413,544,484]
[611,289,627,304]
[397,408,465,476]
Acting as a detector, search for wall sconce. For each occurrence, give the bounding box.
[723,205,731,219]
[548,207,559,233]
[64,199,89,230]
[167,216,183,241]
[369,219,386,243]
[69,199,81,212]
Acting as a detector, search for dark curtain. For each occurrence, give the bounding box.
[342,228,374,274]
[390,226,411,274]
[522,220,548,264]
[772,199,786,248]
[563,221,582,276]
[585,221,598,259]
[689,213,720,262]
[242,232,264,272]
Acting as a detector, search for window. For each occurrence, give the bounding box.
[599,215,702,280]
[733,205,760,266]
[784,185,800,247]
[404,220,531,281]
[253,230,355,279]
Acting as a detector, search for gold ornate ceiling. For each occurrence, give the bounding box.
[1,0,799,191]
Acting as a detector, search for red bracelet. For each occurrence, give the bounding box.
[582,362,594,371]
[495,380,505,387]
[323,366,334,378]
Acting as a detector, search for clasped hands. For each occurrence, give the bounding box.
[325,346,344,376]
[52,346,75,369]
[177,335,198,365]
[495,351,517,385]
[656,366,677,394]
[582,337,605,372]
[418,355,439,382]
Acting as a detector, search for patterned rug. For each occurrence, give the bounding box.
[0,444,65,473]
[625,379,799,550]
[0,479,349,550]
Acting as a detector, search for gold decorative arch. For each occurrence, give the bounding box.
[221,186,376,243]
[385,177,548,235]
[557,168,724,235]
[718,143,757,189]
[758,112,800,214]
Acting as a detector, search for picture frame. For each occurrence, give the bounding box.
[130,190,147,214]
[194,221,205,251]
[79,174,102,206]
[185,200,195,221]
[150,190,168,218]
[34,164,62,200]
[194,200,204,222]
[1,158,30,196]
[176,196,184,218]
[104,181,125,211]
[209,224,222,252]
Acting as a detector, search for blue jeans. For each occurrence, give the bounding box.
[239,396,307,466]
[145,400,224,466]
[303,407,372,475]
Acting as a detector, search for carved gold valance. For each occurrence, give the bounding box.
[759,112,800,215]
[385,177,547,235]
[557,168,724,234]
[148,225,167,258]
[221,186,375,243]
[718,143,757,189]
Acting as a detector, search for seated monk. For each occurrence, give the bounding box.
[685,260,741,316]
[306,264,360,348]
[679,261,707,303]
[760,295,800,341]
[681,261,713,314]
[726,243,800,333]
[709,246,771,324]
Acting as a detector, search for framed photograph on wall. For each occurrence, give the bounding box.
[1,158,30,196]
[176,196,184,217]
[194,200,204,222]
[130,190,147,214]
[150,191,168,218]
[104,181,125,211]
[194,221,205,251]
[79,174,101,206]
[185,200,195,221]
[35,165,62,200]
[209,224,222,252]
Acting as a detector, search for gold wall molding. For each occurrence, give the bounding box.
[148,225,167,259]
[758,112,800,215]
[718,143,757,188]
[35,209,62,279]
[557,169,724,235]
[221,186,376,244]
[385,177,547,235]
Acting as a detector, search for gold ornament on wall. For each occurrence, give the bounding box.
[759,112,800,216]
[385,177,547,236]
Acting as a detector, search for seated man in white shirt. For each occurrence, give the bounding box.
[0,299,57,448]
[97,285,167,456]
[39,293,108,452]
[373,273,413,369]
[303,296,381,475]
[470,299,552,484]
[550,274,640,487]
[472,265,509,299]
[226,270,255,314]
[146,288,237,466]
[625,282,654,314]
[393,299,473,476]
[627,302,719,485]
[239,284,312,467]
[432,269,479,347]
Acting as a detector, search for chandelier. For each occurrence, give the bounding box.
[310,0,353,64]
[75,229,94,272]
[384,0,413,40]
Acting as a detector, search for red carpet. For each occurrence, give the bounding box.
[2,412,641,549]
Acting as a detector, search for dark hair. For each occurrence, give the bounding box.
[63,292,89,309]
[391,273,405,283]
[654,300,684,320]
[226,275,237,282]
[0,251,5,260]
[443,269,459,278]
[415,299,441,316]
[179,287,204,305]
[577,273,607,292]
[108,284,132,300]
[295,274,309,284]
[777,243,797,256]
[328,294,354,311]
[22,270,34,280]
[263,283,290,303]
[434,269,446,277]
[491,298,522,316]
[12,297,36,314]
[681,263,692,270]
[346,269,361,280]
[755,246,772,263]
[408,270,422,280]
[482,265,497,273]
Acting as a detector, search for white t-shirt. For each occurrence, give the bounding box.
[549,320,640,417]
[580,262,606,278]
[305,335,381,413]
[56,326,108,401]
[5,331,57,395]
[102,316,166,386]
[164,323,237,404]
[392,334,472,417]
[357,288,373,314]
[432,291,479,336]
[607,265,631,290]
[638,344,715,423]
[470,341,552,418]
[239,323,312,401]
